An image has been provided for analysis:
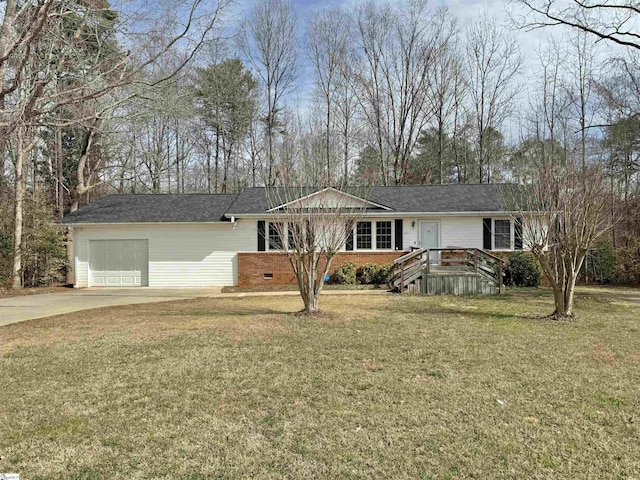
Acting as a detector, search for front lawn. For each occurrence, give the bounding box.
[1,288,639,478]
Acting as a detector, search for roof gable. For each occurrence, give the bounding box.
[266,187,392,212]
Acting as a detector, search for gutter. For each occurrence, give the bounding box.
[57,221,234,227]
[224,211,524,218]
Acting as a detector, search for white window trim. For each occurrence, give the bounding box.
[352,220,395,252]
[266,221,286,251]
[492,218,514,251]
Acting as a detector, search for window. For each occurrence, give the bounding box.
[376,221,392,249]
[494,219,511,249]
[356,221,372,249]
[268,222,283,250]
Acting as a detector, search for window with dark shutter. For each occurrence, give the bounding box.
[288,222,302,250]
[494,220,511,249]
[514,217,523,250]
[345,226,354,251]
[268,222,284,250]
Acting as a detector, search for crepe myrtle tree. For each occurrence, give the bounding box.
[265,181,371,314]
[505,163,614,318]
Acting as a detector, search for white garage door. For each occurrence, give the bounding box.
[90,240,149,287]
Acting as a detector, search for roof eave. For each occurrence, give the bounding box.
[58,220,233,226]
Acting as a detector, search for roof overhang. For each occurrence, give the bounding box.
[225,211,526,219]
[58,221,233,226]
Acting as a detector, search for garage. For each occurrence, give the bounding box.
[89,239,149,287]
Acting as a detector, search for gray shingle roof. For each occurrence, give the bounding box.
[226,184,511,215]
[62,184,514,224]
[368,184,511,213]
[61,194,239,224]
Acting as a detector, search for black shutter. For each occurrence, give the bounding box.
[346,227,354,251]
[514,217,523,250]
[483,218,492,250]
[395,219,403,250]
[257,221,266,251]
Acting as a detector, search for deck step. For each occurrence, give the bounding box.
[422,273,497,295]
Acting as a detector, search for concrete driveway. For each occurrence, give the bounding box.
[0,288,222,327]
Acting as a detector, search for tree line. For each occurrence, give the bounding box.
[1,0,639,288]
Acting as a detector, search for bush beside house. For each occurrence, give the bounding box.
[333,261,357,285]
[504,252,541,288]
[332,261,394,286]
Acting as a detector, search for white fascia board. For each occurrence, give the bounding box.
[227,211,520,218]
[58,221,234,227]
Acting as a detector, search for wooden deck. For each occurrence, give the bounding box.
[393,248,504,296]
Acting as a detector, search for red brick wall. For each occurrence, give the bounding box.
[237,252,405,286]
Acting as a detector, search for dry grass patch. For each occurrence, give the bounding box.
[0,288,639,479]
[0,285,70,299]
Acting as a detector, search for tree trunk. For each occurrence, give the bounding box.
[11,129,27,289]
[56,123,65,219]
[206,149,212,193]
[326,97,331,184]
[215,125,220,193]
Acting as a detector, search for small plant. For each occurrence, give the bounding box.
[357,263,379,284]
[375,263,395,285]
[504,252,541,287]
[357,262,395,285]
[332,261,357,285]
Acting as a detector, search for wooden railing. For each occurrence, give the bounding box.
[393,248,504,294]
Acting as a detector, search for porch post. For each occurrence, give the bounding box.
[426,249,430,274]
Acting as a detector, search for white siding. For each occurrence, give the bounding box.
[74,221,256,288]
[399,216,483,250]
[403,220,419,250]
[441,217,483,249]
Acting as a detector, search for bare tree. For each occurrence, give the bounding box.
[354,1,449,185]
[566,30,599,169]
[243,0,298,186]
[265,181,371,314]
[307,6,352,183]
[515,0,640,51]
[1,0,233,288]
[506,163,614,318]
[465,15,523,183]
[425,11,463,184]
[334,57,361,182]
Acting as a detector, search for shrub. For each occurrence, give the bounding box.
[614,235,640,285]
[582,242,616,284]
[375,263,395,285]
[357,262,395,285]
[0,192,67,287]
[332,261,356,285]
[357,263,378,284]
[0,232,11,286]
[504,251,541,287]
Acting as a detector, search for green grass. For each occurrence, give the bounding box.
[1,288,639,479]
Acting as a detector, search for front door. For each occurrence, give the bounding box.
[420,222,439,264]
